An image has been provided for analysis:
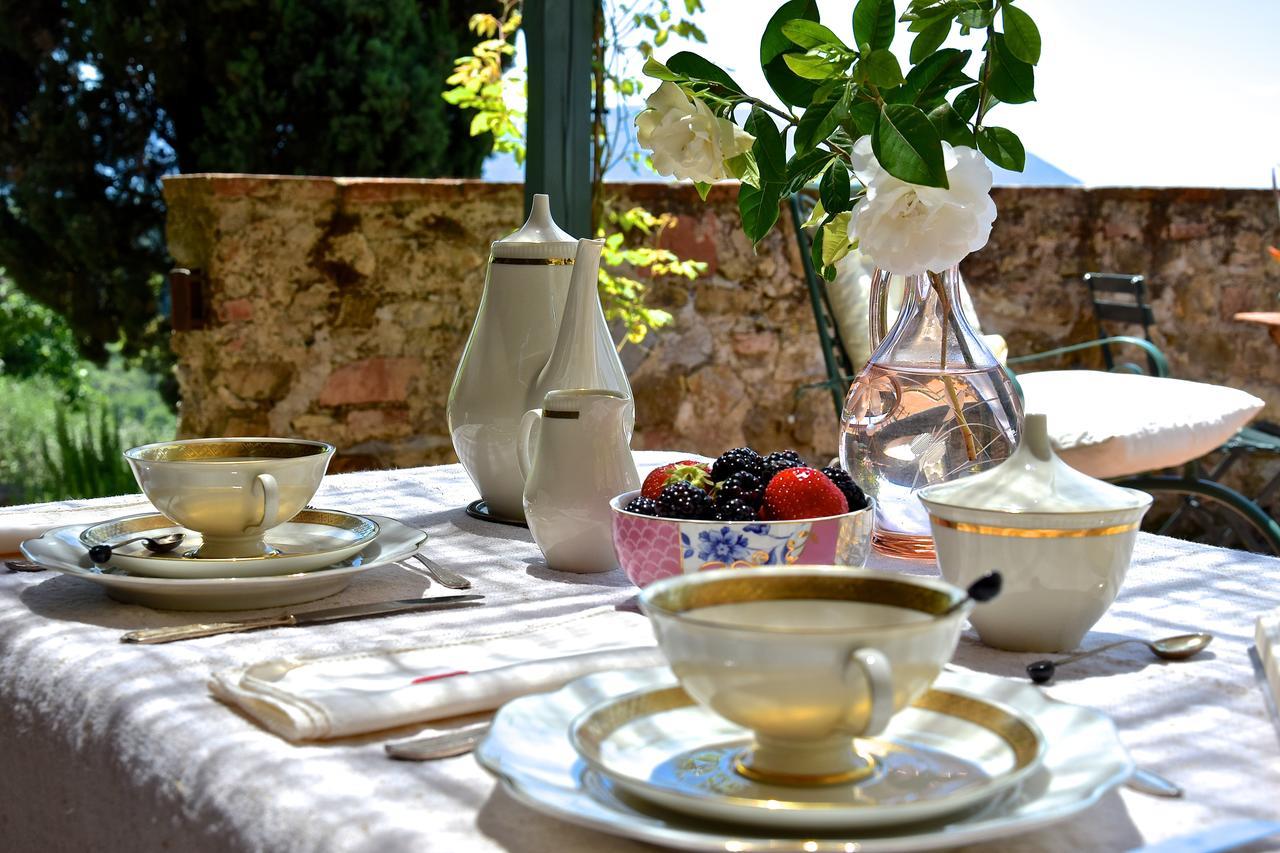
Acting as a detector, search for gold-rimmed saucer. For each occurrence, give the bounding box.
[568,681,1045,830]
[79,510,379,579]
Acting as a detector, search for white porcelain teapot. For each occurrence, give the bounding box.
[517,390,639,573]
[447,198,632,523]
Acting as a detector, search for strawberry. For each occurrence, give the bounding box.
[762,467,849,520]
[640,460,712,500]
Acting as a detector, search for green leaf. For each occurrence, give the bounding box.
[862,49,905,87]
[956,7,993,28]
[738,182,782,245]
[976,125,1025,170]
[694,181,712,200]
[905,48,972,105]
[761,0,823,107]
[985,33,1035,104]
[927,101,975,147]
[782,19,849,50]
[784,53,844,80]
[1001,4,1041,65]
[746,107,787,184]
[794,86,848,152]
[845,99,881,138]
[821,211,855,268]
[801,197,826,228]
[785,148,837,193]
[642,57,681,82]
[665,52,745,93]
[727,151,761,188]
[953,84,981,120]
[873,103,948,187]
[853,0,897,51]
[820,159,852,212]
[909,16,950,63]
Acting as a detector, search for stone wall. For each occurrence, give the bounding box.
[163,176,1280,479]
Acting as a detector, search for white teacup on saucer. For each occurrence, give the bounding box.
[640,566,970,785]
[124,437,335,559]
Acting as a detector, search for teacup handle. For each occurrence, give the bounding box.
[516,409,542,481]
[845,647,894,737]
[246,473,280,533]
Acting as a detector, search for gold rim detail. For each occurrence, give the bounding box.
[79,510,379,558]
[570,684,1043,806]
[649,573,956,621]
[733,752,878,787]
[128,439,331,462]
[490,256,574,266]
[930,516,1139,539]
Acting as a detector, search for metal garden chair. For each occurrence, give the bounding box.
[789,193,1280,554]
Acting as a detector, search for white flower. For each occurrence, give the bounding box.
[848,136,996,275]
[636,82,755,183]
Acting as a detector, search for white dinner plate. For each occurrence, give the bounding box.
[476,667,1133,852]
[568,681,1045,830]
[78,510,380,578]
[21,515,426,611]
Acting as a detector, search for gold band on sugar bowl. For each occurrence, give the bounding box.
[929,516,1140,539]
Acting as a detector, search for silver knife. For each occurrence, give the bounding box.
[120,594,484,644]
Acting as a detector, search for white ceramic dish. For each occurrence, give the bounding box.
[475,667,1133,852]
[918,413,1152,653]
[78,510,380,578]
[568,680,1044,830]
[21,515,426,611]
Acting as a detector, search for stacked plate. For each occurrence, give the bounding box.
[20,509,428,610]
[476,666,1133,851]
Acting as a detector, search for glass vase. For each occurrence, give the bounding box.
[839,265,1024,559]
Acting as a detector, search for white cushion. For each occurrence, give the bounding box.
[827,251,1006,370]
[1019,371,1265,479]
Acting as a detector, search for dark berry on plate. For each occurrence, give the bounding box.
[762,449,804,479]
[624,496,661,516]
[821,466,868,511]
[658,482,715,520]
[711,447,764,483]
[715,498,759,521]
[715,471,765,509]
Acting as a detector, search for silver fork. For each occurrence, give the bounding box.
[397,553,472,590]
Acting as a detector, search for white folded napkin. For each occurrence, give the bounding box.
[1257,608,1280,708]
[209,606,663,741]
[0,496,152,556]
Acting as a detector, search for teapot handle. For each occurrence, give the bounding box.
[517,409,543,481]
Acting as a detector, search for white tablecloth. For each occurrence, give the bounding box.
[2,457,1279,852]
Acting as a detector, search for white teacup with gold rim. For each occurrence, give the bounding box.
[639,566,970,786]
[124,437,335,559]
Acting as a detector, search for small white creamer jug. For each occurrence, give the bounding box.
[517,389,639,573]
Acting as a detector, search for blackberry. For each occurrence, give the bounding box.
[715,471,765,509]
[822,466,868,511]
[711,447,765,483]
[624,496,661,517]
[658,481,715,520]
[762,449,805,479]
[715,498,759,522]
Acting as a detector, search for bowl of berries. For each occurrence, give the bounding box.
[610,447,874,588]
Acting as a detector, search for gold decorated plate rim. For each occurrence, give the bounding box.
[568,682,1046,814]
[77,509,380,562]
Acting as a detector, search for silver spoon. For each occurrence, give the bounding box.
[88,533,185,564]
[1027,633,1213,684]
[942,571,1003,616]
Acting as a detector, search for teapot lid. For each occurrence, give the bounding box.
[917,413,1149,513]
[492,193,577,260]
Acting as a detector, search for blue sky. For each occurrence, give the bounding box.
[640,0,1280,188]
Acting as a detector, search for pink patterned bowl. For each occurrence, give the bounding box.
[609,490,876,589]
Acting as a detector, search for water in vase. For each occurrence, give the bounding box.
[839,267,1022,559]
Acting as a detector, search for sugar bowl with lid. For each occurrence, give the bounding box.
[918,413,1152,653]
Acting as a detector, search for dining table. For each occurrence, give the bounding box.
[2,452,1279,853]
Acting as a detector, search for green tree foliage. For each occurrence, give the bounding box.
[0,0,496,363]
